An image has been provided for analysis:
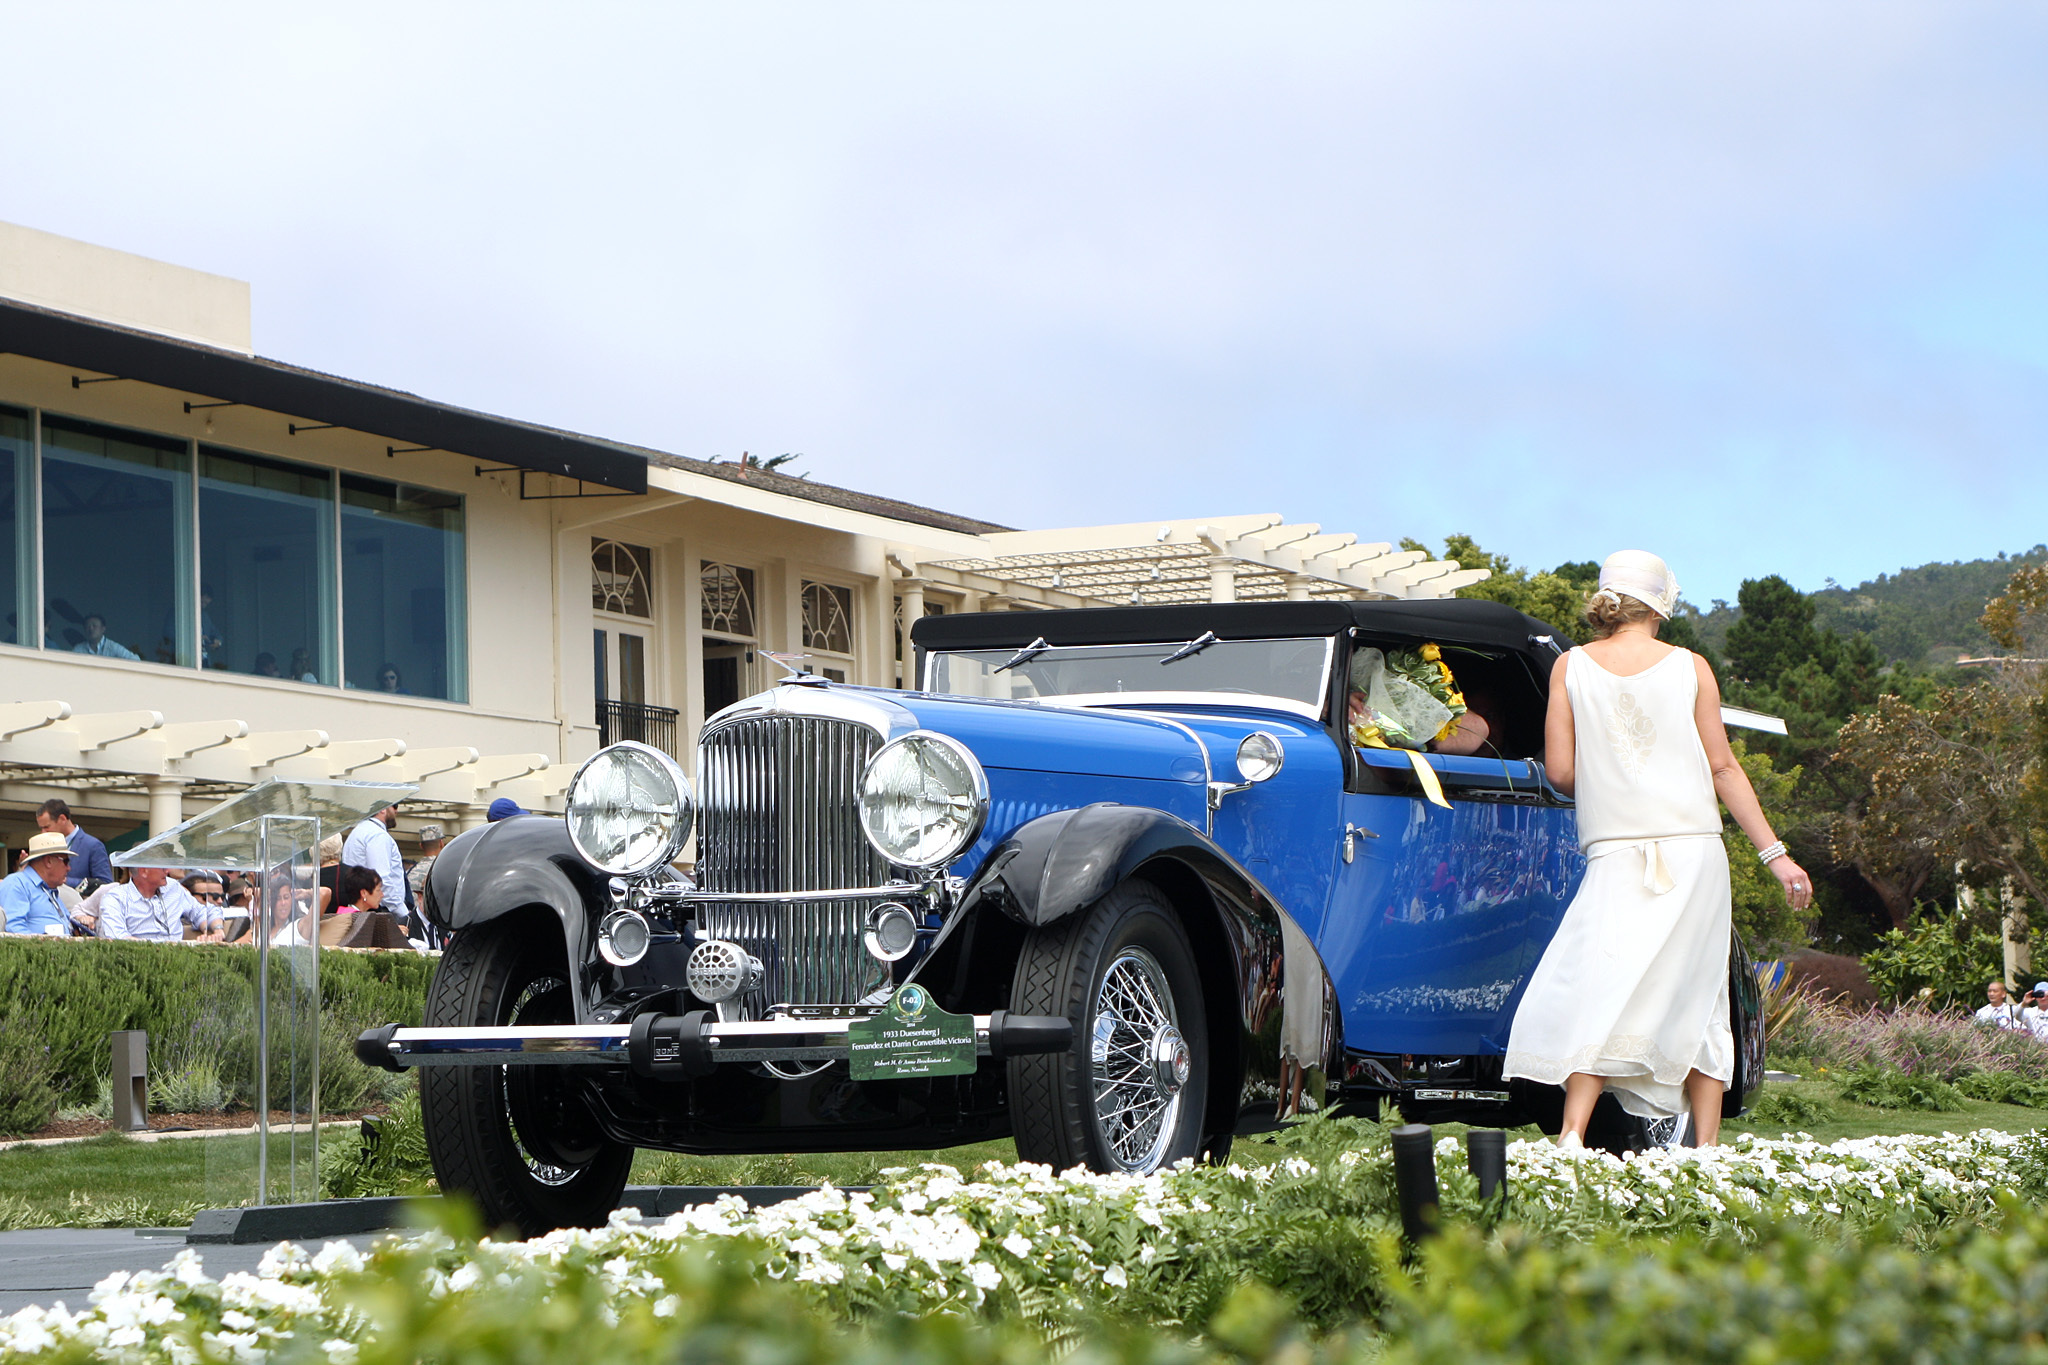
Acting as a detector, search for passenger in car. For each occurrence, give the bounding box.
[1346,643,1494,755]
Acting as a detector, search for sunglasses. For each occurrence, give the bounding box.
[193,891,225,902]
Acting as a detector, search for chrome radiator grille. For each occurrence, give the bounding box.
[696,715,891,1011]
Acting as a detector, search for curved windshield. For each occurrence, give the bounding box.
[926,637,1332,714]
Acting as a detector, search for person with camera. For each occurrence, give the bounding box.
[2018,982,2048,1041]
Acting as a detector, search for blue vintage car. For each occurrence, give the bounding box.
[362,599,1764,1235]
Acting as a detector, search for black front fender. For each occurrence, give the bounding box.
[951,802,1343,1131]
[422,815,607,1022]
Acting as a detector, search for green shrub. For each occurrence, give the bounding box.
[1835,1064,1965,1111]
[0,1017,57,1136]
[1957,1069,2048,1108]
[1862,904,2048,1009]
[320,1086,437,1199]
[1374,1209,2048,1365]
[1743,1087,1839,1130]
[0,937,434,1120]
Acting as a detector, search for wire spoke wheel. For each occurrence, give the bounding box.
[1089,948,1185,1171]
[502,976,579,1186]
[1009,879,1210,1177]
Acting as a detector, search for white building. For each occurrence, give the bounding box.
[0,223,1486,859]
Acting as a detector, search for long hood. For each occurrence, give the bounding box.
[891,692,1215,782]
[707,684,1328,788]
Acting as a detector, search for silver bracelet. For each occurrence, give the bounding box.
[1757,840,1788,865]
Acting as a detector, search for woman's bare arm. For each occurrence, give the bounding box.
[1691,653,1812,909]
[1543,652,1574,795]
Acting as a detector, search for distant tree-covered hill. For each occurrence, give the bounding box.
[1692,546,2047,667]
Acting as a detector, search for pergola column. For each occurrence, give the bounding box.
[896,577,927,688]
[144,777,188,836]
[1282,573,1313,602]
[1207,557,1237,603]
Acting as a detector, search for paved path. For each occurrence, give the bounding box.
[0,1229,386,1316]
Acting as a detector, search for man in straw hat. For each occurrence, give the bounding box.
[3,833,74,935]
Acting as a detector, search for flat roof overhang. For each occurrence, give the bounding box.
[0,297,647,493]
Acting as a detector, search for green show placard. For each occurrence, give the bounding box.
[847,984,977,1080]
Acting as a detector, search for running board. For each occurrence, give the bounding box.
[355,1011,1074,1079]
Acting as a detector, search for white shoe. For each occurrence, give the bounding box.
[1556,1131,1586,1154]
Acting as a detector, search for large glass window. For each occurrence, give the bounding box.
[200,446,337,682]
[40,416,193,665]
[341,474,466,701]
[0,406,30,647]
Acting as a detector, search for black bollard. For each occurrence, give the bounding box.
[1389,1123,1439,1242]
[1466,1128,1507,1202]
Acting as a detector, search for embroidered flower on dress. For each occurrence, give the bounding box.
[1606,693,1656,777]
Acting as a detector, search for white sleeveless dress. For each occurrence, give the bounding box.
[1503,647,1734,1119]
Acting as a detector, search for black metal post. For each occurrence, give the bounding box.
[1466,1128,1507,1202]
[1389,1123,1439,1241]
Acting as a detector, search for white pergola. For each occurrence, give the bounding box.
[0,700,564,834]
[914,514,1490,609]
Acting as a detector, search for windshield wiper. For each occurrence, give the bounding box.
[993,637,1051,674]
[1158,631,1219,666]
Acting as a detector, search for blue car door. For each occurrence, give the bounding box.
[1314,748,1584,1058]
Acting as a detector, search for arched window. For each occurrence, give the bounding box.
[591,539,652,618]
[801,581,854,655]
[701,562,756,638]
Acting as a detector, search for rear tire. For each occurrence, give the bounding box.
[420,916,632,1237]
[1007,880,1210,1174]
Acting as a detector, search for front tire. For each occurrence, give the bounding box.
[420,915,633,1237]
[1007,880,1210,1174]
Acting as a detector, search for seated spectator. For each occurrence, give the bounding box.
[71,873,122,936]
[36,799,112,891]
[316,832,345,913]
[220,875,255,942]
[290,648,319,684]
[2,833,74,935]
[377,662,406,694]
[73,613,141,660]
[335,864,383,914]
[408,823,448,909]
[99,866,223,942]
[182,872,227,918]
[252,652,283,678]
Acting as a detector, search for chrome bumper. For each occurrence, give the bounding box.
[355,1010,1073,1079]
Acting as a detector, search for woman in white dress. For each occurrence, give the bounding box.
[1503,551,1813,1148]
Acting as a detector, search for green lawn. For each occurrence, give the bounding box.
[0,1130,324,1230]
[1725,1076,2048,1145]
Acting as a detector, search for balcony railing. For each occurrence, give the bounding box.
[597,699,681,758]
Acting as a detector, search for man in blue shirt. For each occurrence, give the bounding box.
[98,866,222,941]
[37,799,112,890]
[2,833,73,935]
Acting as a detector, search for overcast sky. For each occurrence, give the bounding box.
[5,3,2044,604]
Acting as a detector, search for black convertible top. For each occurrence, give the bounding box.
[911,599,1569,668]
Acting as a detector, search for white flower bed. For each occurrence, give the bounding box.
[1496,1128,2025,1224]
[1,1128,2033,1363]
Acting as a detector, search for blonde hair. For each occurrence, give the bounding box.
[1583,589,1661,640]
[318,833,345,864]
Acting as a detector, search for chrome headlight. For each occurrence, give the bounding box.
[857,731,989,869]
[565,741,695,877]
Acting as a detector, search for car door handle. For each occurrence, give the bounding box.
[1342,822,1378,864]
